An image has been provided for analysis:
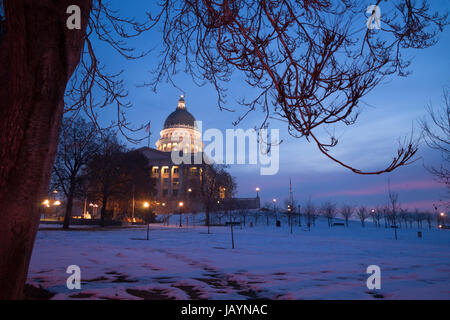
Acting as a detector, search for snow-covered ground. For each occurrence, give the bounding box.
[28,217,450,300]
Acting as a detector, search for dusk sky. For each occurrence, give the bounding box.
[92,0,449,211]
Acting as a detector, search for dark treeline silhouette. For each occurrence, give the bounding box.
[51,121,156,228]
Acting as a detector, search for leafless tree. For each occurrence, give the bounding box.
[413,209,425,229]
[86,134,154,227]
[388,181,400,240]
[252,210,260,227]
[51,118,99,229]
[340,204,354,227]
[149,0,447,175]
[284,198,296,232]
[214,210,227,225]
[372,206,383,228]
[425,212,433,230]
[197,165,236,233]
[398,208,408,228]
[0,0,157,298]
[381,206,390,228]
[356,206,369,227]
[222,200,239,249]
[239,209,250,228]
[304,199,316,230]
[420,88,450,202]
[321,201,337,227]
[260,202,272,226]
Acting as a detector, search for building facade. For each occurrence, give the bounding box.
[138,95,259,211]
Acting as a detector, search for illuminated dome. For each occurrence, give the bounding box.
[163,96,196,129]
[156,95,203,153]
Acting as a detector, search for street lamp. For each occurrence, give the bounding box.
[256,187,260,198]
[178,201,184,227]
[41,199,50,220]
[89,203,99,217]
[143,201,151,239]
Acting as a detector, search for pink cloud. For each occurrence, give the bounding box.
[319,179,444,198]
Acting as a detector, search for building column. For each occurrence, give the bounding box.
[168,166,173,197]
[158,170,163,199]
[179,166,184,198]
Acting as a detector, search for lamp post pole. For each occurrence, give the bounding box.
[143,202,150,240]
[179,202,184,227]
[273,198,277,222]
[131,184,135,222]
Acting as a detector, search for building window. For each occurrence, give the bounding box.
[173,178,179,186]
[172,189,178,196]
[152,167,160,174]
[163,178,169,184]
[219,186,226,199]
[173,167,179,174]
[163,189,168,196]
[163,167,169,174]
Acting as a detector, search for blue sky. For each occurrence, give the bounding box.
[91,0,450,211]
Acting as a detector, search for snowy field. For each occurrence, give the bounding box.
[28,217,450,300]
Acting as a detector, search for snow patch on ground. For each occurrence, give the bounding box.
[28,218,450,299]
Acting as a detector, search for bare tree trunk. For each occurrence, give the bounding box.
[205,206,210,234]
[62,187,75,230]
[229,212,234,249]
[100,196,108,228]
[0,0,92,299]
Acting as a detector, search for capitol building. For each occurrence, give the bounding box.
[137,95,260,211]
[137,96,204,204]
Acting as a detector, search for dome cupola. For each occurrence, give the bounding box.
[156,95,203,153]
[163,95,196,129]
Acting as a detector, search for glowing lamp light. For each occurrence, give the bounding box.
[178,202,184,208]
[273,198,277,203]
[54,200,61,206]
[83,212,92,219]
[440,212,445,217]
[143,202,150,208]
[256,187,260,192]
